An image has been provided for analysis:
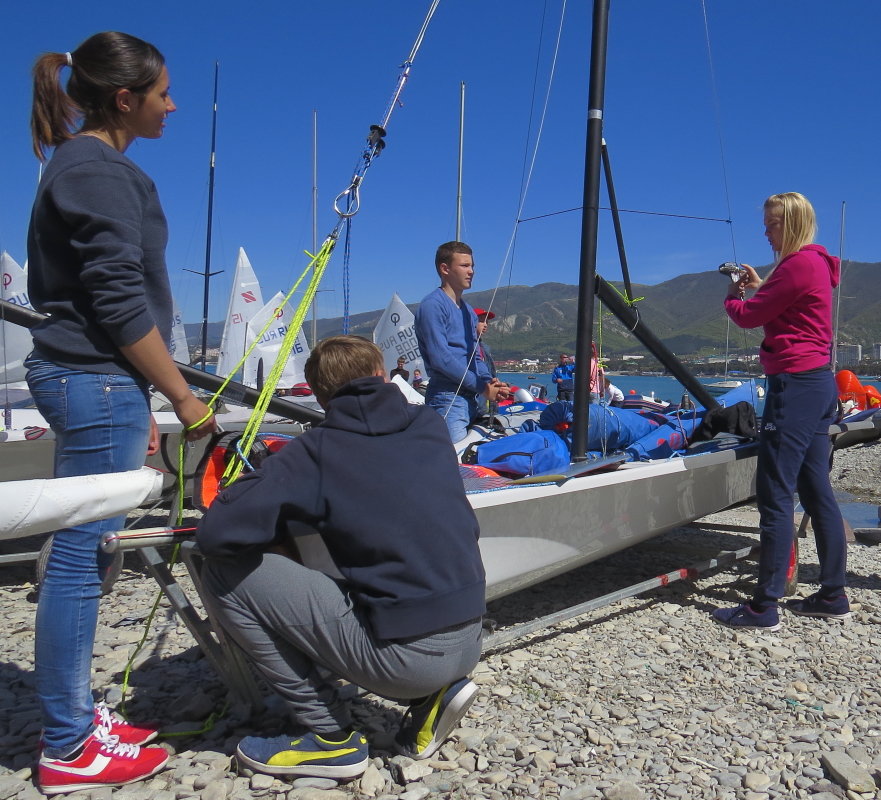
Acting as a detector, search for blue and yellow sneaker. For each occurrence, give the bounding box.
[395,677,478,760]
[235,730,368,779]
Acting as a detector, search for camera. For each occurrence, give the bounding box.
[718,262,746,283]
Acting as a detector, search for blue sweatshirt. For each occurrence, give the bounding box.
[414,288,492,395]
[196,376,487,639]
[27,136,173,375]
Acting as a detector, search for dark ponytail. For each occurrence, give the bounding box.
[30,32,165,161]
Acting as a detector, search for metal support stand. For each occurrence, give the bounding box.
[482,542,760,652]
[136,542,264,710]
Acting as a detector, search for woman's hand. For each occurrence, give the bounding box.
[727,263,761,298]
[172,394,218,441]
[738,263,762,291]
[146,415,160,456]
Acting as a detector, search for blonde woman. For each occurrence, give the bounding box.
[712,192,847,630]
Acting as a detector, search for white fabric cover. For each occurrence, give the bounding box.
[0,466,165,540]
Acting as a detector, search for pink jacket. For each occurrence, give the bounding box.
[724,244,840,375]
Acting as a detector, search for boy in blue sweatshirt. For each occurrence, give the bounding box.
[415,241,509,442]
[197,336,485,780]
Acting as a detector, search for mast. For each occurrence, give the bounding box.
[311,109,319,348]
[456,81,465,241]
[571,0,609,462]
[571,0,718,463]
[187,61,223,371]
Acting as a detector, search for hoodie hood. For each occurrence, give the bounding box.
[322,376,417,436]
[802,244,840,289]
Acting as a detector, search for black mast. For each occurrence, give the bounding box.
[186,62,223,371]
[571,0,609,462]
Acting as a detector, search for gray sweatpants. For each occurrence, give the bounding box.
[201,552,483,734]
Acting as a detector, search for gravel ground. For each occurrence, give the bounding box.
[1,440,880,799]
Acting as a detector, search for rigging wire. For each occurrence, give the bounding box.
[699,0,752,379]
[442,0,567,411]
[831,201,846,371]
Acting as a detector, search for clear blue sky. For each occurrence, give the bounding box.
[2,1,879,327]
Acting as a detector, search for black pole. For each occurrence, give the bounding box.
[185,61,223,371]
[593,277,719,410]
[0,298,324,425]
[601,141,634,303]
[571,0,610,462]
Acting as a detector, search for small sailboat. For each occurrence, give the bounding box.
[1,252,33,389]
[216,247,264,381]
[243,291,312,392]
[372,292,426,384]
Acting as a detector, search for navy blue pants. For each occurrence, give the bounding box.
[753,368,847,608]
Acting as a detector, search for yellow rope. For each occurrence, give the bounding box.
[220,237,336,486]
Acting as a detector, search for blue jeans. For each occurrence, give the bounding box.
[753,369,846,607]
[425,389,477,443]
[26,357,150,757]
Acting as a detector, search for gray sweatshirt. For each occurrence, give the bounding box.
[27,136,173,375]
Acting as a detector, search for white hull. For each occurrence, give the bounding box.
[292,442,758,602]
[472,444,757,600]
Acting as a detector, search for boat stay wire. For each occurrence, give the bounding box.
[200,0,443,479]
[441,0,567,414]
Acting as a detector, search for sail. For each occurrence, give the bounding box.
[242,292,311,389]
[216,247,264,380]
[1,252,34,386]
[169,298,190,364]
[373,293,425,383]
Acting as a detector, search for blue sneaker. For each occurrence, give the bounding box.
[395,677,478,760]
[235,731,368,779]
[785,592,850,620]
[712,603,781,631]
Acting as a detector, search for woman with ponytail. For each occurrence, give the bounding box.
[27,32,216,793]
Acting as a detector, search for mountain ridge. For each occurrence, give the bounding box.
[186,260,881,361]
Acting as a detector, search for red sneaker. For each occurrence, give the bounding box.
[95,703,159,745]
[38,729,168,795]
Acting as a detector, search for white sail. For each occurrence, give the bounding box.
[1,252,34,386]
[373,293,425,383]
[216,247,264,380]
[169,297,190,364]
[243,292,311,389]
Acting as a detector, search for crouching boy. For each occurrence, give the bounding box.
[196,336,485,780]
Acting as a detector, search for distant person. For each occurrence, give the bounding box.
[390,356,409,382]
[415,241,509,442]
[603,376,624,407]
[551,353,575,401]
[26,32,216,793]
[197,336,484,779]
[412,368,425,388]
[713,192,848,631]
[474,308,497,379]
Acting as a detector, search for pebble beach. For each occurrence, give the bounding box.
[1,440,880,800]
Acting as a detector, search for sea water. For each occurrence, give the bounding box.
[499,371,881,413]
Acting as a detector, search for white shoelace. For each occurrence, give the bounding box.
[95,703,120,733]
[93,727,141,758]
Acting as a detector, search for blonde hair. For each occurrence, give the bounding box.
[764,192,817,261]
[304,335,384,407]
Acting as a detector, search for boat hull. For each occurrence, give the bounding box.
[472,444,757,601]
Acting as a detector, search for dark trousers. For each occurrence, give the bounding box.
[753,369,846,607]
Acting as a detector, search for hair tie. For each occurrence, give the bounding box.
[65,52,73,67]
